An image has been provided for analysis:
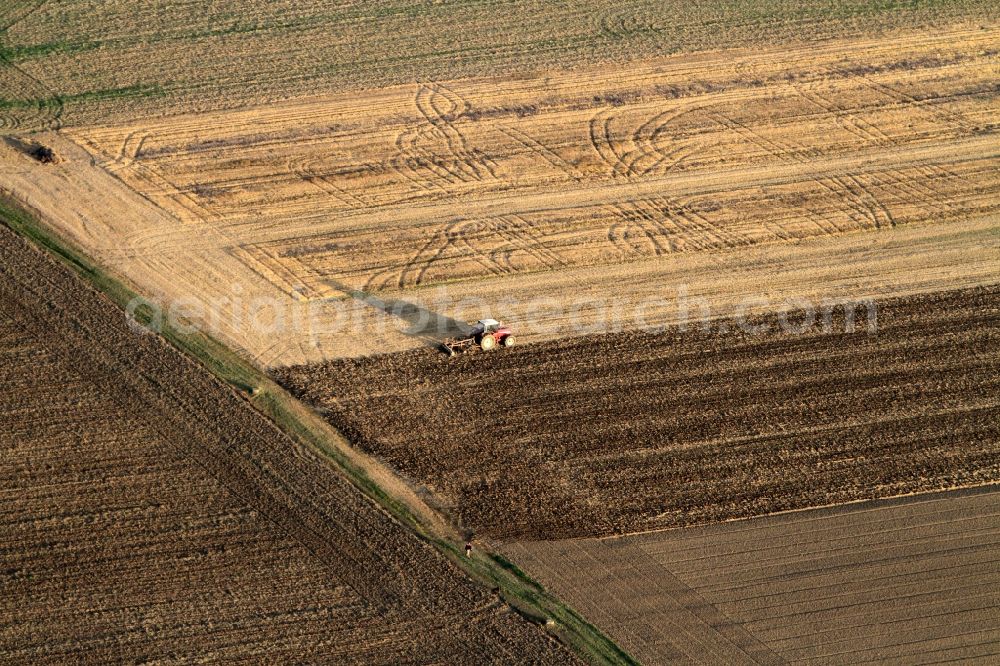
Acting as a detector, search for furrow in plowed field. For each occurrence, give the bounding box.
[0,222,575,663]
[506,488,1000,665]
[276,286,1000,541]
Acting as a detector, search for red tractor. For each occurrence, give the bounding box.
[443,319,515,356]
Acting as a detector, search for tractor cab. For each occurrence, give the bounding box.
[473,318,503,335]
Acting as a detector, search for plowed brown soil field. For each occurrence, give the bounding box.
[276,286,1000,541]
[2,25,997,364]
[0,223,574,663]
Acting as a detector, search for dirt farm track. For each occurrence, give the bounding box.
[278,286,1000,541]
[0,223,573,662]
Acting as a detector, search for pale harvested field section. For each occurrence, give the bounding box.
[507,488,1000,665]
[66,29,1000,297]
[0,29,1000,365]
[0,26,993,363]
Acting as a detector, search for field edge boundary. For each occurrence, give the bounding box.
[591,481,1000,544]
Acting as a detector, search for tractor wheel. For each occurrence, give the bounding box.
[503,335,516,348]
[479,334,496,351]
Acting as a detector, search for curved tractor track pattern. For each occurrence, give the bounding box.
[710,111,896,231]
[590,104,708,180]
[67,130,222,229]
[0,64,60,132]
[391,83,498,195]
[608,196,751,257]
[752,58,979,226]
[807,71,978,222]
[592,4,666,42]
[365,215,565,292]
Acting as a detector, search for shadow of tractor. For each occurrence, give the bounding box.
[323,278,471,350]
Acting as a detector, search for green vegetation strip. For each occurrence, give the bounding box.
[0,196,637,666]
[0,84,165,111]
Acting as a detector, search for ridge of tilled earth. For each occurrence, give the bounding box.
[276,286,1000,541]
[0,222,576,664]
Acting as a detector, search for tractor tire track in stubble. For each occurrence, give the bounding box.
[391,83,499,197]
[369,213,567,292]
[289,154,370,210]
[590,102,753,257]
[589,102,708,180]
[498,126,583,182]
[0,1,61,132]
[779,67,975,226]
[711,110,896,231]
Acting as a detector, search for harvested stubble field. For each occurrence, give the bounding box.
[3,25,997,363]
[0,0,997,130]
[64,29,1000,295]
[507,487,1000,665]
[0,222,575,663]
[276,286,1000,542]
